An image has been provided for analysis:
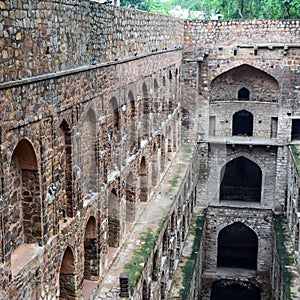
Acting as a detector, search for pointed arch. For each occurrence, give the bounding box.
[10,139,42,247]
[210,64,280,102]
[81,108,97,194]
[217,222,258,270]
[128,91,136,154]
[59,247,76,299]
[126,172,137,222]
[60,120,74,218]
[84,216,99,280]
[232,109,253,136]
[140,156,148,202]
[220,156,262,202]
[108,188,120,247]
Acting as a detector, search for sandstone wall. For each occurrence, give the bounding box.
[0,0,183,82]
[0,1,185,298]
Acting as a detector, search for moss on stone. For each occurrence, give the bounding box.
[123,211,167,292]
[289,144,300,175]
[273,213,295,300]
[180,209,207,299]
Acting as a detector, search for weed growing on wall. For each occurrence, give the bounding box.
[180,209,207,299]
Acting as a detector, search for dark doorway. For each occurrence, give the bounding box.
[292,119,300,140]
[211,281,261,300]
[238,87,250,100]
[220,156,262,202]
[232,110,253,136]
[217,222,258,270]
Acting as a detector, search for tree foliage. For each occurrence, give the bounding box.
[120,0,300,19]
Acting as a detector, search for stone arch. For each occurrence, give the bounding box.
[108,97,120,141]
[167,126,173,160]
[10,139,42,247]
[238,87,250,100]
[108,188,120,247]
[141,82,150,140]
[232,109,253,136]
[151,143,159,186]
[81,108,97,194]
[210,64,280,102]
[128,90,136,154]
[59,246,76,299]
[126,172,137,222]
[211,280,261,300]
[160,135,166,171]
[220,156,262,202]
[217,222,258,270]
[140,156,148,202]
[84,216,99,280]
[152,249,159,281]
[60,120,74,218]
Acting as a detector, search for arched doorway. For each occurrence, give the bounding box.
[59,247,76,299]
[220,156,262,202]
[84,217,98,280]
[232,110,253,136]
[211,280,261,300]
[217,222,258,270]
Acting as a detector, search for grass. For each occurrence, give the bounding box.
[165,166,183,196]
[122,211,168,292]
[180,209,207,299]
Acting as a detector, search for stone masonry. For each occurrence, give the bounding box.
[1,2,300,300]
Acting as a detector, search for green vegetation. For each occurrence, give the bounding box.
[120,0,300,19]
[165,166,182,196]
[289,144,300,175]
[273,213,295,300]
[123,211,167,291]
[180,209,207,299]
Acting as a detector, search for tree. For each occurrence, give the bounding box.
[120,0,150,11]
[120,0,300,19]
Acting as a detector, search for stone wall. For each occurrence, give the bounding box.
[0,1,185,298]
[0,0,183,82]
[201,206,273,300]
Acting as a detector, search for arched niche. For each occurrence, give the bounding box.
[59,247,76,299]
[232,110,253,136]
[126,172,137,222]
[220,156,262,202]
[140,157,148,202]
[217,222,258,270]
[10,139,42,246]
[84,217,99,280]
[81,108,97,194]
[210,64,279,102]
[238,87,250,100]
[108,188,120,248]
[60,120,74,218]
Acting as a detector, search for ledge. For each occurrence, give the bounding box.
[0,47,182,90]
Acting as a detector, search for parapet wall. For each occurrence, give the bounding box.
[0,0,184,82]
[184,19,300,51]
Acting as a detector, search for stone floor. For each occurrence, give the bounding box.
[81,146,194,300]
